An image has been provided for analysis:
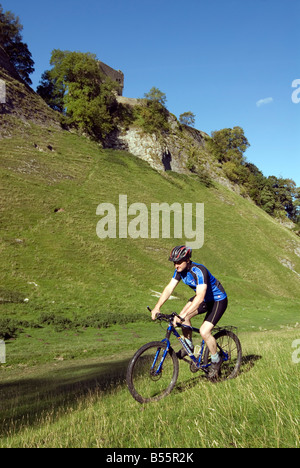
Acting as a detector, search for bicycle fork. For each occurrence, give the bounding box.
[151,339,171,375]
[151,325,174,375]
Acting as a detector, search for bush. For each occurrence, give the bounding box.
[39,312,56,325]
[38,312,76,332]
[0,318,20,340]
[35,310,149,334]
[133,100,170,136]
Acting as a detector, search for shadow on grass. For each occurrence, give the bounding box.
[0,354,263,436]
[240,354,262,374]
[173,354,262,395]
[0,357,131,436]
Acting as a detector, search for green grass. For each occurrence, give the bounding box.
[1,124,299,325]
[0,121,299,448]
[0,328,299,448]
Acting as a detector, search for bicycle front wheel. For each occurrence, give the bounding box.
[126,341,179,404]
[203,329,242,380]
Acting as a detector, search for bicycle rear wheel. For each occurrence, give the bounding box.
[126,341,179,404]
[203,329,242,380]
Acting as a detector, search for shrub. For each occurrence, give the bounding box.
[0,318,20,340]
[133,100,170,137]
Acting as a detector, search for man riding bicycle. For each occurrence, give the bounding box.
[151,245,228,379]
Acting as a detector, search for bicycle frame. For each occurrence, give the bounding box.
[153,321,229,375]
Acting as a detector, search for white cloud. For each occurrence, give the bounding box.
[256,97,274,107]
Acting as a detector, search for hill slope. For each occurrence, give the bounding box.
[0,123,299,331]
[0,46,60,138]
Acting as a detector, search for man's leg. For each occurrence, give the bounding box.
[199,321,217,354]
[200,298,228,377]
[200,298,228,353]
[200,320,222,378]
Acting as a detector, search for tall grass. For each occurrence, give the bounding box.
[1,329,298,448]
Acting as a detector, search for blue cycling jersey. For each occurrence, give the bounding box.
[173,262,227,302]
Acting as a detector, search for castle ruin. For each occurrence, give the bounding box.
[98,61,124,96]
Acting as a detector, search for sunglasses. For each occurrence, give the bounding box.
[173,259,186,265]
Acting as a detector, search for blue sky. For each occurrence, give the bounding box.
[2,0,300,186]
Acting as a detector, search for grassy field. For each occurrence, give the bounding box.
[0,122,299,448]
[0,326,299,448]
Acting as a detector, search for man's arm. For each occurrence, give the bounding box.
[151,278,179,320]
[181,284,207,319]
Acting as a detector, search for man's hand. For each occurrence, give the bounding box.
[151,308,160,321]
[173,315,184,328]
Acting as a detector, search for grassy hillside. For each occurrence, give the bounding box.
[1,38,299,448]
[0,123,299,333]
[0,46,60,138]
[0,122,299,449]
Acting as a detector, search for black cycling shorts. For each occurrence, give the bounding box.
[189,296,228,326]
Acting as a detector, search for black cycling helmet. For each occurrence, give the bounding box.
[169,245,192,263]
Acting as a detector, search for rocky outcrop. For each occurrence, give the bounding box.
[104,106,211,174]
[104,126,183,172]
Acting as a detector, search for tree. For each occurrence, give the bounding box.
[209,127,250,164]
[36,70,65,113]
[133,87,169,136]
[294,187,300,224]
[37,50,119,140]
[179,111,196,127]
[268,176,298,220]
[223,160,249,184]
[144,87,167,107]
[0,4,34,84]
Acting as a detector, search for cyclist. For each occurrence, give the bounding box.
[151,245,228,379]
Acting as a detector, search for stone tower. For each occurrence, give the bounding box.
[98,61,124,96]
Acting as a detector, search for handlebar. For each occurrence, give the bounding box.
[147,306,185,323]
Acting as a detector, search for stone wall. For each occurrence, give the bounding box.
[98,61,124,96]
[116,96,139,106]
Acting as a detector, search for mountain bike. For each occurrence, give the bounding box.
[126,308,242,404]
